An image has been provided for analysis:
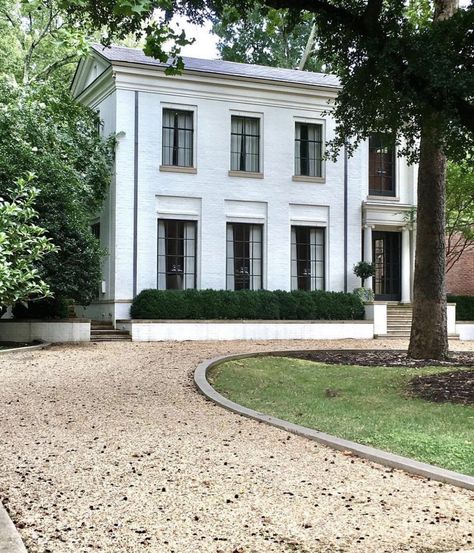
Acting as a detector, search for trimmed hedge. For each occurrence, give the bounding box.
[13,298,70,320]
[130,289,365,321]
[448,295,474,321]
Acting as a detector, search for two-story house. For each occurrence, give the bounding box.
[71,45,417,321]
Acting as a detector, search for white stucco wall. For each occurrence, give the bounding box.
[0,321,90,343]
[76,56,417,320]
[117,320,373,342]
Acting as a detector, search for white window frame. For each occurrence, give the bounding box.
[160,103,198,174]
[228,110,264,178]
[292,116,326,183]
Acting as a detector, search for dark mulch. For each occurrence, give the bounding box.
[408,370,474,405]
[279,349,474,368]
[274,350,474,406]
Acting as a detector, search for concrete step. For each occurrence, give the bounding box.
[91,329,129,336]
[91,335,131,342]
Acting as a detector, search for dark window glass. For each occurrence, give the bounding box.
[157,219,196,290]
[230,116,260,172]
[291,226,325,291]
[369,133,396,196]
[295,123,323,177]
[226,223,263,290]
[91,222,100,240]
[162,109,194,167]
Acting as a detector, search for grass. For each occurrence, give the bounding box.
[209,356,474,475]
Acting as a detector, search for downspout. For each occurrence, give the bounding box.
[344,143,348,292]
[133,91,139,298]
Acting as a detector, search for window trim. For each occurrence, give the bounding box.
[229,111,264,175]
[293,117,326,183]
[368,132,397,198]
[160,103,197,172]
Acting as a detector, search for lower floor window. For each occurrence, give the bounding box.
[291,226,325,290]
[226,223,263,290]
[158,219,196,290]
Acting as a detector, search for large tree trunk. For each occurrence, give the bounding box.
[408,113,448,359]
[408,0,457,360]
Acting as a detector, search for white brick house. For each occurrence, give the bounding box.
[71,45,417,321]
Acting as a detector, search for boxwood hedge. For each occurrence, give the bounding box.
[130,289,365,320]
[448,295,474,321]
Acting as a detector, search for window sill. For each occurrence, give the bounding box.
[367,194,399,201]
[228,170,264,179]
[292,175,325,184]
[159,165,197,174]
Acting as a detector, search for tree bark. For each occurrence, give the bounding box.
[408,0,457,360]
[408,112,449,359]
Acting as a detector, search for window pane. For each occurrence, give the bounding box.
[162,109,194,167]
[291,225,325,291]
[230,116,260,172]
[295,122,323,177]
[226,223,263,290]
[369,132,395,196]
[157,219,196,290]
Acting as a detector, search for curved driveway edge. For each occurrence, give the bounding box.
[0,341,50,355]
[0,503,27,553]
[194,351,474,492]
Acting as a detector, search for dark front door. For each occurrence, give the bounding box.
[372,231,401,301]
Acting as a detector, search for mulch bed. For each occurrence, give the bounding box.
[275,350,474,406]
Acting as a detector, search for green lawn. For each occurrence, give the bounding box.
[209,356,474,475]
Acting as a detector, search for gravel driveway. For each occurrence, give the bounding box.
[1,339,473,553]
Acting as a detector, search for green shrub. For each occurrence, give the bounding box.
[130,289,365,321]
[13,298,70,319]
[447,295,474,321]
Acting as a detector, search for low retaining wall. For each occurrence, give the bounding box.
[457,322,474,341]
[116,320,373,342]
[0,320,90,343]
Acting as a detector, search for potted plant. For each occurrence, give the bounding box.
[353,261,376,302]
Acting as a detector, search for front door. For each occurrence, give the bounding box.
[372,231,401,301]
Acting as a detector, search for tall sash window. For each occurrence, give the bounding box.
[368,133,396,196]
[226,223,263,290]
[230,116,260,172]
[162,109,194,167]
[291,226,325,291]
[157,219,196,290]
[295,123,323,177]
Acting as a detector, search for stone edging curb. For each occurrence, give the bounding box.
[194,351,474,492]
[0,341,50,355]
[0,504,27,553]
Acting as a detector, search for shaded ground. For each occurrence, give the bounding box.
[284,349,474,367]
[0,339,474,553]
[409,370,474,405]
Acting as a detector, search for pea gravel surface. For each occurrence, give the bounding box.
[1,339,474,553]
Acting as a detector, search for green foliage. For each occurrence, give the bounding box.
[0,81,113,305]
[0,174,56,309]
[211,4,324,71]
[130,289,365,320]
[447,296,474,321]
[353,261,375,282]
[353,287,374,303]
[446,160,474,272]
[13,297,70,319]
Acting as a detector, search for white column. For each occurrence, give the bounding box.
[363,225,373,290]
[401,226,411,303]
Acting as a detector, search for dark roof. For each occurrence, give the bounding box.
[92,44,340,89]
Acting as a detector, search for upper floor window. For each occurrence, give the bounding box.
[369,133,396,196]
[230,116,260,173]
[226,223,263,290]
[158,219,196,290]
[91,222,100,241]
[291,226,325,291]
[162,109,194,167]
[295,122,323,178]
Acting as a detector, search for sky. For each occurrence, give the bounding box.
[169,18,219,59]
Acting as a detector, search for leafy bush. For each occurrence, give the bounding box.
[13,298,70,319]
[447,295,474,321]
[130,289,365,320]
